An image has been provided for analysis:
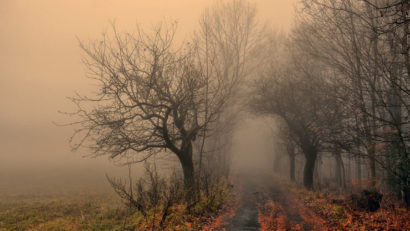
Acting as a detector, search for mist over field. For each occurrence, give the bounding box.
[1,0,408,230]
[0,1,294,197]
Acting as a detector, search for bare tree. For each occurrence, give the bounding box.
[67,23,232,192]
[193,0,260,180]
[282,128,298,182]
[251,48,341,189]
[296,0,409,204]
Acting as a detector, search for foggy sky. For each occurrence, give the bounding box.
[0,0,295,192]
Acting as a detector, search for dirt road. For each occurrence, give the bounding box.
[214,172,326,231]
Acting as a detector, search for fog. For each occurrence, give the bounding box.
[0,0,295,195]
[1,1,409,230]
[231,117,277,175]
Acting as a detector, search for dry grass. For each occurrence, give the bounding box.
[0,189,135,231]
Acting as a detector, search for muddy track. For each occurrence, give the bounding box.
[213,172,326,231]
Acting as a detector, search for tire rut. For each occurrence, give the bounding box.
[212,172,324,231]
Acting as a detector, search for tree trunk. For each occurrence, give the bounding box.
[314,156,321,189]
[335,151,346,189]
[369,147,377,187]
[290,153,295,182]
[303,146,317,190]
[273,152,282,174]
[335,154,342,187]
[287,142,296,182]
[356,155,362,188]
[399,6,409,206]
[181,156,194,191]
[403,185,410,208]
[178,142,195,193]
[341,159,346,189]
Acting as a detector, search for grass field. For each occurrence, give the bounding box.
[0,188,136,231]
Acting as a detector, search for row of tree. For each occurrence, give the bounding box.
[67,0,409,207]
[251,0,409,206]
